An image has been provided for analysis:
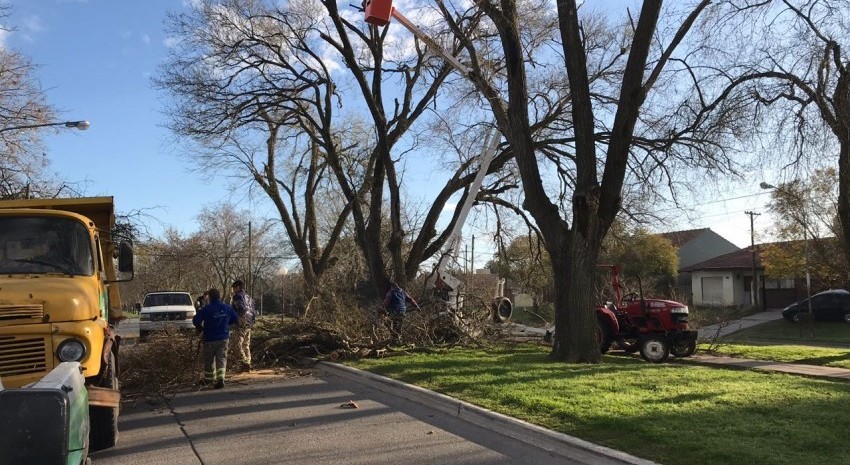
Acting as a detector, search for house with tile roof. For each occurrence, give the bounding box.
[680,248,760,306]
[657,228,740,302]
[680,239,843,308]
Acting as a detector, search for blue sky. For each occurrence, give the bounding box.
[2,0,779,253]
[4,0,230,237]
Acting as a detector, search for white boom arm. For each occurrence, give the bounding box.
[428,126,501,308]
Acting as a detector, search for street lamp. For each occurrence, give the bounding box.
[0,120,91,133]
[761,181,813,338]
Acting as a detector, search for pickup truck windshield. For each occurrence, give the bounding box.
[143,293,193,307]
[0,216,94,276]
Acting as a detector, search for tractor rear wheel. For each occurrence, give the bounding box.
[90,351,119,451]
[639,336,670,363]
[671,340,697,358]
[596,315,613,354]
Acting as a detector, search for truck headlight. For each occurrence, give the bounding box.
[56,339,87,362]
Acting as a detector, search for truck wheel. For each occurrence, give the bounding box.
[671,340,697,357]
[596,315,613,354]
[639,336,670,363]
[90,351,119,451]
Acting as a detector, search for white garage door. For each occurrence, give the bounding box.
[701,277,724,305]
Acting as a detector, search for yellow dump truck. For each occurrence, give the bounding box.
[0,197,133,451]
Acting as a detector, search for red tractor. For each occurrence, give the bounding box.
[595,265,698,363]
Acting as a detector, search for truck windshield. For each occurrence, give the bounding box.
[0,216,94,276]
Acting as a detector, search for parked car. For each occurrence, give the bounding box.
[138,291,197,340]
[781,289,850,323]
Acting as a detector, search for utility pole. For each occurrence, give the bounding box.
[248,220,252,296]
[745,211,761,307]
[471,235,475,274]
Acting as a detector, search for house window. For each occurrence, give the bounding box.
[764,278,795,289]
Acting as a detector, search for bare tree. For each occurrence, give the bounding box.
[158,0,525,303]
[0,7,61,199]
[194,203,284,298]
[438,0,756,361]
[716,0,850,268]
[157,0,356,297]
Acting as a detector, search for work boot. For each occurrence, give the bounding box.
[214,379,225,389]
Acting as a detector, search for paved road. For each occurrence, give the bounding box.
[90,367,643,465]
[115,319,139,340]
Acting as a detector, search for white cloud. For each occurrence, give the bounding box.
[0,29,8,49]
[442,202,457,212]
[163,36,181,48]
[142,34,151,45]
[21,15,44,34]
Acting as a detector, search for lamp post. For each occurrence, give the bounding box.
[760,181,813,338]
[277,267,288,315]
[0,120,91,133]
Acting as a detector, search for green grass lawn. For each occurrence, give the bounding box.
[349,346,850,465]
[700,343,850,369]
[724,319,850,345]
[697,318,850,368]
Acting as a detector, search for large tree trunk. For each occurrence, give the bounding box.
[558,231,602,362]
[838,140,850,271]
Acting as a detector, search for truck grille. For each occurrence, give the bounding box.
[0,336,48,377]
[149,312,188,321]
[0,304,44,324]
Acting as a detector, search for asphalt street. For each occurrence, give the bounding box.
[90,366,642,465]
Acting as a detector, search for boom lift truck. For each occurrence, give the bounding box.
[363,0,512,321]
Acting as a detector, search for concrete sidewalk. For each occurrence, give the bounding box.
[697,310,784,340]
[691,309,850,381]
[686,354,850,381]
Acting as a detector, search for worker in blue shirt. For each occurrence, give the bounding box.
[193,288,238,389]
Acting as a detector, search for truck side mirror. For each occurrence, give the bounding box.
[118,242,134,273]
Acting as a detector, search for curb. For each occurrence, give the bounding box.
[318,361,660,465]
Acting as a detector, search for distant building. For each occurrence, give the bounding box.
[658,228,740,302]
[681,238,844,308]
[680,248,760,307]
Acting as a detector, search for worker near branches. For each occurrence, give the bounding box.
[193,288,238,389]
[383,281,420,344]
[230,279,256,371]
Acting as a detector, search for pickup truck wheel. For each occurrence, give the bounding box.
[639,336,670,363]
[671,340,697,357]
[89,351,119,451]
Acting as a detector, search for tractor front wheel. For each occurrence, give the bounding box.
[639,336,670,363]
[671,340,697,358]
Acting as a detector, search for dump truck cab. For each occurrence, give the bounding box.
[0,197,132,451]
